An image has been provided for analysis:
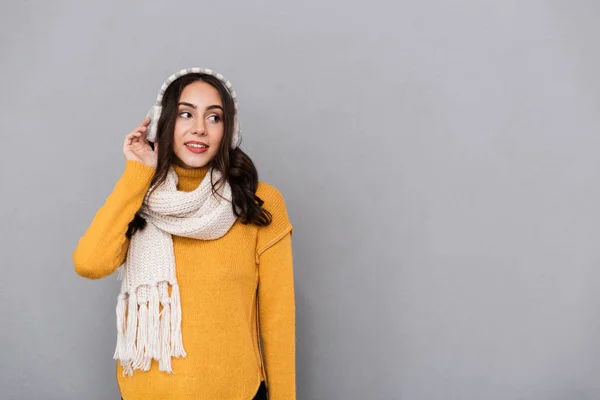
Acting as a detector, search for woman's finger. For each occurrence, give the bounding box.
[128,131,143,140]
[138,117,151,129]
[126,132,140,144]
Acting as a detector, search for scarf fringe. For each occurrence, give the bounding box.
[170,283,186,358]
[148,285,160,360]
[132,301,150,371]
[159,298,172,373]
[115,282,185,376]
[113,294,127,360]
[124,292,138,361]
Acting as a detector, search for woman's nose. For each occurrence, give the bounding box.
[193,120,207,135]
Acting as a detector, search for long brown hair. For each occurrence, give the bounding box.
[126,73,272,238]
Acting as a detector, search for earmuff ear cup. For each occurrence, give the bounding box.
[232,119,241,149]
[145,105,161,143]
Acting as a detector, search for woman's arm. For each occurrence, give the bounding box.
[258,230,296,399]
[72,160,155,279]
[256,183,296,399]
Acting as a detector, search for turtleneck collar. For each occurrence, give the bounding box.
[172,163,210,192]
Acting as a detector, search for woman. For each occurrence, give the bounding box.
[72,67,296,400]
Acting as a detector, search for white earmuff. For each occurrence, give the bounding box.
[145,105,161,143]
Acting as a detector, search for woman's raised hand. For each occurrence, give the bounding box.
[123,116,158,169]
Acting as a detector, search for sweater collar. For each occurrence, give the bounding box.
[172,163,210,192]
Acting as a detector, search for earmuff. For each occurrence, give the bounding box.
[145,67,241,149]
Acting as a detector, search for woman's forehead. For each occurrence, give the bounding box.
[179,81,223,105]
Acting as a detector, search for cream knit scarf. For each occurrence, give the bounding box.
[114,165,237,375]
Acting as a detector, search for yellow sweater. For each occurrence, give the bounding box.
[72,160,296,400]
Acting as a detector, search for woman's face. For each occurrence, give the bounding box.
[172,80,225,169]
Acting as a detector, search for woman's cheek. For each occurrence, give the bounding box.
[174,121,189,140]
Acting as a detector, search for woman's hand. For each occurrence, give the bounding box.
[123,117,158,169]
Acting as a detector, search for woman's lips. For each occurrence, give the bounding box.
[185,144,208,154]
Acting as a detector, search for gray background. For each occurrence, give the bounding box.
[1,1,599,399]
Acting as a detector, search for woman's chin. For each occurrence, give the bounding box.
[188,159,209,168]
[174,153,212,169]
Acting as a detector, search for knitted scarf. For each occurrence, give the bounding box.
[114,165,237,375]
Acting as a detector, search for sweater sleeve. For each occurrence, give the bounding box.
[72,160,156,280]
[256,184,296,399]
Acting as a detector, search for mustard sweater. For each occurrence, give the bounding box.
[72,160,296,400]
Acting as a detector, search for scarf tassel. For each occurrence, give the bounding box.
[148,285,160,360]
[119,292,138,376]
[125,292,138,357]
[132,300,150,371]
[115,282,186,375]
[170,283,186,358]
[113,293,127,360]
[158,297,172,373]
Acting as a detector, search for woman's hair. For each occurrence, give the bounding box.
[125,73,272,238]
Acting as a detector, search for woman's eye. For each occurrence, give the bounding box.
[179,111,192,118]
[208,115,222,123]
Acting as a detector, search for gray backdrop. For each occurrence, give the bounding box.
[1,1,599,399]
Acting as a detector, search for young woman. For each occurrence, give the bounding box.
[72,67,296,400]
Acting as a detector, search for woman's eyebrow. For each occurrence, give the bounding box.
[178,102,223,111]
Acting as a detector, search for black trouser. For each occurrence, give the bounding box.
[120,380,267,399]
[254,380,268,399]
